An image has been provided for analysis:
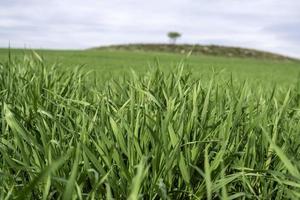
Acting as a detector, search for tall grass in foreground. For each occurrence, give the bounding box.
[1,54,300,199]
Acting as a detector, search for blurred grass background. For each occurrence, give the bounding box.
[1,48,299,86]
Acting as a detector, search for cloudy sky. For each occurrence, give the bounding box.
[0,0,299,57]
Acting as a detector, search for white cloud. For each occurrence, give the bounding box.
[0,0,299,57]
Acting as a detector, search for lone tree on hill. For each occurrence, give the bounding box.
[167,32,181,44]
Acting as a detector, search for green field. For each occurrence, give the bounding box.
[1,48,300,199]
[1,48,299,85]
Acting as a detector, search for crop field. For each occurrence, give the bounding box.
[1,49,300,199]
[1,48,300,85]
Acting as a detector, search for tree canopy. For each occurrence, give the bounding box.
[167,32,181,44]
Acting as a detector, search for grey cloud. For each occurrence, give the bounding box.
[0,0,299,57]
[265,22,300,41]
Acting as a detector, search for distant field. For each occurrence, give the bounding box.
[0,48,299,85]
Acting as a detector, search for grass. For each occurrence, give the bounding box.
[1,53,300,199]
[0,48,300,86]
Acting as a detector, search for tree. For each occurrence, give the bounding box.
[167,32,181,44]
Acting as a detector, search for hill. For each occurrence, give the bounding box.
[92,43,295,60]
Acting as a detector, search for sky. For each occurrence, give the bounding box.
[0,0,299,58]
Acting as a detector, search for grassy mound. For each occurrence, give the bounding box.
[1,54,300,199]
[92,43,295,60]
